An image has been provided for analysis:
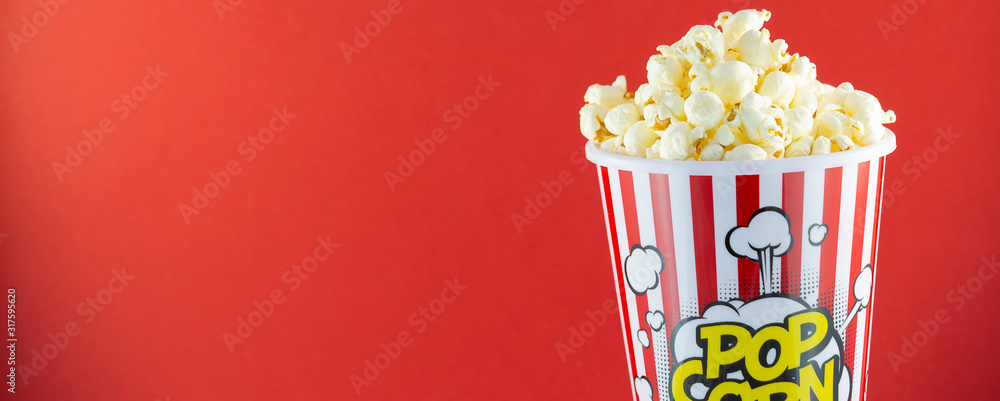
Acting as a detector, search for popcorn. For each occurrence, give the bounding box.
[659,122,706,160]
[623,121,660,157]
[785,135,814,158]
[684,90,726,129]
[790,87,818,116]
[787,56,817,88]
[724,144,768,160]
[690,60,757,107]
[579,9,896,160]
[647,55,687,88]
[811,135,832,155]
[676,25,726,66]
[700,142,725,161]
[842,90,883,117]
[736,29,791,71]
[814,111,849,138]
[715,9,771,49]
[604,103,643,136]
[714,123,737,146]
[849,108,886,146]
[829,134,856,152]
[579,103,609,141]
[784,106,814,142]
[759,71,796,109]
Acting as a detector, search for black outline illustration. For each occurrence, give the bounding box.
[808,223,830,246]
[725,206,794,294]
[637,329,650,349]
[624,244,665,296]
[646,310,665,332]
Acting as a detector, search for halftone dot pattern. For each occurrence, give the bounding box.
[834,282,849,330]
[801,263,820,308]
[844,324,858,377]
[719,280,738,302]
[739,273,758,301]
[653,330,670,401]
[784,273,801,298]
[818,287,835,317]
[680,299,698,320]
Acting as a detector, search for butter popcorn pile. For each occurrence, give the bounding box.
[579,9,896,161]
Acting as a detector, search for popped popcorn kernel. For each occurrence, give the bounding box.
[579,9,896,160]
[623,121,660,157]
[684,90,726,129]
[604,103,642,136]
[724,143,768,160]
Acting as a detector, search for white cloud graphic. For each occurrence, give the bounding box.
[645,310,665,332]
[637,329,650,348]
[808,223,829,246]
[624,245,665,295]
[634,376,653,401]
[726,207,793,293]
[843,264,874,335]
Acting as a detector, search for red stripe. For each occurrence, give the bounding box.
[689,175,718,309]
[735,175,760,300]
[601,167,637,380]
[650,173,679,372]
[844,161,870,378]
[860,157,886,400]
[781,172,805,294]
[618,170,658,391]
[817,167,842,312]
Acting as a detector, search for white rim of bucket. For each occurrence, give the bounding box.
[585,129,896,175]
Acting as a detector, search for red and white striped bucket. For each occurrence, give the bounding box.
[586,132,895,401]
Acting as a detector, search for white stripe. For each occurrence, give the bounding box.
[669,175,699,318]
[713,176,738,301]
[609,170,645,380]
[852,159,880,400]
[834,163,858,331]
[632,173,671,401]
[599,168,637,399]
[863,157,886,398]
[760,173,783,294]
[800,169,825,308]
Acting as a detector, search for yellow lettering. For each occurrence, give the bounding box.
[788,311,829,365]
[700,323,752,379]
[798,358,836,401]
[671,359,703,401]
[752,381,798,400]
[744,325,796,382]
[707,381,752,401]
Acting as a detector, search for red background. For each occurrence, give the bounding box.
[2,0,999,399]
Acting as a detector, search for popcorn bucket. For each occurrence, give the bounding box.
[586,131,895,401]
